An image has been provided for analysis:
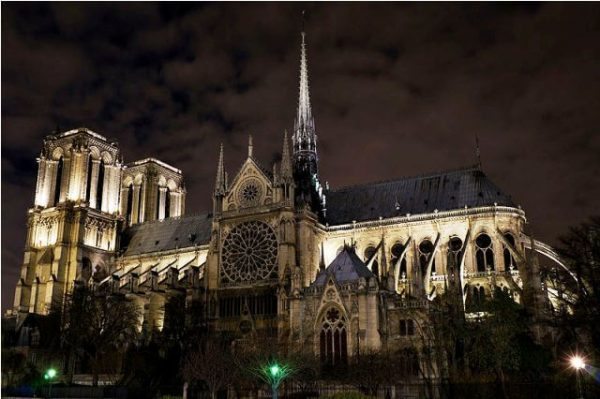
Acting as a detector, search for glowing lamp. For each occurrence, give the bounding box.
[269,364,280,377]
[570,356,585,370]
[45,368,57,380]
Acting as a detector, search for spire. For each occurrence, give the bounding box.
[293,28,317,166]
[214,144,226,196]
[475,132,482,169]
[248,135,254,158]
[280,130,293,181]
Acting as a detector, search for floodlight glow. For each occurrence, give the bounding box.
[46,368,57,379]
[570,356,585,370]
[270,364,280,377]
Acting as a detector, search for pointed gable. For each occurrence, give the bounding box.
[314,245,374,286]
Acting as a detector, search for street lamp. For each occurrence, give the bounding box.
[569,355,586,399]
[258,361,292,399]
[44,368,57,398]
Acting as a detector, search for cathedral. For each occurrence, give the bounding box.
[11,30,566,367]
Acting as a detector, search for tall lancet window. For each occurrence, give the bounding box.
[391,243,407,278]
[319,307,348,366]
[156,187,161,220]
[364,246,378,276]
[54,157,64,206]
[85,156,93,204]
[475,233,494,272]
[165,187,171,219]
[96,160,105,210]
[418,239,435,275]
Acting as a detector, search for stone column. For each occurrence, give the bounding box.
[59,156,71,203]
[138,180,146,223]
[105,165,121,214]
[89,159,100,208]
[132,184,141,225]
[34,157,47,207]
[158,187,167,220]
[101,166,109,213]
[120,186,130,217]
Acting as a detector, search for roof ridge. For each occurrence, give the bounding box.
[330,164,481,193]
[127,212,212,229]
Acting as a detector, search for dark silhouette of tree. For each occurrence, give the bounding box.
[182,338,236,399]
[61,285,140,386]
[555,216,600,360]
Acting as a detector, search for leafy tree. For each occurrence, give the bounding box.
[466,289,528,399]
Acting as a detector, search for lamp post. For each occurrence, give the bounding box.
[44,368,57,398]
[569,355,585,399]
[258,361,292,399]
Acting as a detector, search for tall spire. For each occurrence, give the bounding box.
[291,17,325,218]
[281,130,293,181]
[214,143,226,196]
[293,28,317,171]
[475,132,482,169]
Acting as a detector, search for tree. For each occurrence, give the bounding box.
[466,289,528,399]
[62,285,140,386]
[182,338,237,399]
[556,216,600,360]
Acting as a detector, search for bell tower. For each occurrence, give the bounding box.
[13,128,122,321]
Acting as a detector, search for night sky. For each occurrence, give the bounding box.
[2,3,600,312]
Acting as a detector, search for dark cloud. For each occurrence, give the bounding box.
[2,3,600,311]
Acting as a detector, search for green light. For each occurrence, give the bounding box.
[46,368,57,379]
[269,364,280,377]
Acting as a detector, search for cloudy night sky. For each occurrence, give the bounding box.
[2,3,599,311]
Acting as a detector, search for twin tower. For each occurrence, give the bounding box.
[13,31,322,318]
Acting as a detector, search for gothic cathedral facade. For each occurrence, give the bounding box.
[11,31,562,366]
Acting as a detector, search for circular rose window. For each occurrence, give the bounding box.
[221,221,278,283]
[237,178,263,207]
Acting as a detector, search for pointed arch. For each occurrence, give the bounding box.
[318,305,348,366]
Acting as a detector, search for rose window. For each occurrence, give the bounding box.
[221,221,278,283]
[237,178,263,207]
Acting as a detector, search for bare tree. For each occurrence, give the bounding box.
[62,286,140,386]
[182,338,236,399]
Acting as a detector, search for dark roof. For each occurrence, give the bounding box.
[120,213,212,256]
[325,166,515,225]
[314,246,374,286]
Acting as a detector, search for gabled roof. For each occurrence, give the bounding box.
[313,246,374,286]
[325,166,516,225]
[120,214,212,256]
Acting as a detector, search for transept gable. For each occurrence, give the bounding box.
[225,157,274,210]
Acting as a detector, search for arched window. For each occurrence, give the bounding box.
[475,233,494,272]
[54,157,64,206]
[466,285,486,311]
[96,159,105,210]
[391,243,407,278]
[364,246,378,276]
[320,307,347,366]
[503,233,517,270]
[418,239,435,275]
[447,236,463,279]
